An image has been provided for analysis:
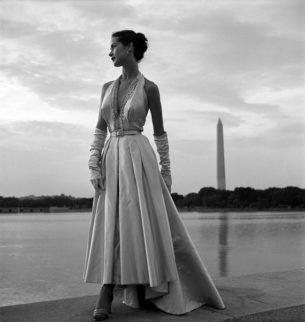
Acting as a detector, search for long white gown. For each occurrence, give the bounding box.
[83,72,225,315]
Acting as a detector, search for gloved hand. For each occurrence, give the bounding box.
[88,128,107,191]
[154,132,172,192]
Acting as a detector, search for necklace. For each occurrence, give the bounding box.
[112,74,139,119]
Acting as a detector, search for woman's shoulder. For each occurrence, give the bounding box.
[100,80,114,101]
[102,80,114,92]
[144,77,159,96]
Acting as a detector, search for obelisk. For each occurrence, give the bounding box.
[217,118,226,190]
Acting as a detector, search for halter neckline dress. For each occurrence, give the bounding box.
[83,72,225,315]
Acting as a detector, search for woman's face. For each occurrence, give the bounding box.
[109,37,130,67]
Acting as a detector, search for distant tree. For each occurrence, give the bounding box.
[171,193,184,207]
[2,197,19,207]
[198,187,217,206]
[218,189,231,208]
[232,187,257,208]
[184,193,200,208]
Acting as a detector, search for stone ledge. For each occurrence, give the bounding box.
[223,304,305,321]
[0,269,304,322]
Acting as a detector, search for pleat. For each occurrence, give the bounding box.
[117,137,150,284]
[83,138,118,284]
[117,135,177,286]
[83,191,106,283]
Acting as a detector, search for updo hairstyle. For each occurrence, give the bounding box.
[112,30,148,61]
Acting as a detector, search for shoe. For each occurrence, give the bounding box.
[93,292,113,321]
[93,308,109,321]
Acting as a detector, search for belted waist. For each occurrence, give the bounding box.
[100,129,141,185]
[110,129,141,137]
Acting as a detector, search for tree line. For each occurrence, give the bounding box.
[172,186,305,209]
[0,194,92,209]
[0,187,304,210]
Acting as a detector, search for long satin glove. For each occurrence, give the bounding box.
[88,128,107,191]
[154,132,172,192]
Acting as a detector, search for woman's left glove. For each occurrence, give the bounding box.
[88,128,107,191]
[154,132,172,192]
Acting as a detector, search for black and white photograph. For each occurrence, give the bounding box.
[0,0,304,321]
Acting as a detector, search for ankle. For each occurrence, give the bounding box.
[102,284,114,291]
[100,285,114,297]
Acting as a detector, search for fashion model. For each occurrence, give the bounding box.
[83,30,225,321]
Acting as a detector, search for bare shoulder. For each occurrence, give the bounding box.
[102,81,113,92]
[144,77,160,97]
[100,81,113,101]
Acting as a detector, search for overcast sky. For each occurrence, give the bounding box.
[0,0,304,197]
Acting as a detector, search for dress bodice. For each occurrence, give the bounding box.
[100,72,148,133]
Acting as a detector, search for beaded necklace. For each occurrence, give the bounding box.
[111,74,139,129]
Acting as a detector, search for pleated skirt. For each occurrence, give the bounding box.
[83,133,225,315]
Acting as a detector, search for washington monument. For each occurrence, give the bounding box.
[217,118,226,190]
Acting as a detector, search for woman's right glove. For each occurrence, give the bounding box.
[88,128,107,191]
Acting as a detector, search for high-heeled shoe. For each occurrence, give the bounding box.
[93,293,113,321]
[93,308,110,321]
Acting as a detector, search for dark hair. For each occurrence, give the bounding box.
[112,30,148,61]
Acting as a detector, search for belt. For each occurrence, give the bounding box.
[110,129,141,137]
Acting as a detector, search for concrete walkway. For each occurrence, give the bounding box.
[0,269,304,322]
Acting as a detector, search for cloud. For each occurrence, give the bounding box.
[228,118,305,150]
[0,120,90,154]
[3,0,302,118]
[178,110,242,128]
[138,1,304,106]
[0,0,304,194]
[1,21,103,100]
[72,0,137,22]
[0,119,94,197]
[0,1,114,114]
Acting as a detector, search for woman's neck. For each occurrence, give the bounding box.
[121,61,139,80]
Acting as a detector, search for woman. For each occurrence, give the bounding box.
[83,30,225,321]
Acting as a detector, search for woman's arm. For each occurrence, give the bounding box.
[145,80,166,136]
[145,79,172,192]
[89,81,111,191]
[96,81,112,131]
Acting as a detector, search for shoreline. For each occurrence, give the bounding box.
[177,207,305,213]
[1,207,305,214]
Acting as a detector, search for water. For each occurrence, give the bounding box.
[0,211,304,307]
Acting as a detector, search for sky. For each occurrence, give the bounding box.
[0,0,304,197]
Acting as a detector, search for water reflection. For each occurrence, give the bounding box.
[218,213,229,277]
[190,211,305,279]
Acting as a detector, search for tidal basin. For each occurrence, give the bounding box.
[0,211,304,307]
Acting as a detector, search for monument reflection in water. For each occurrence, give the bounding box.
[218,213,229,277]
[192,211,305,279]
